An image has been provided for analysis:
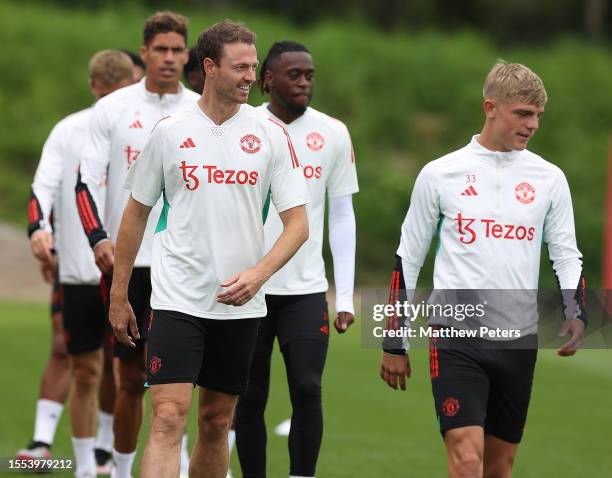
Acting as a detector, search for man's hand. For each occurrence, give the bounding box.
[39,257,57,284]
[557,318,585,357]
[380,352,411,390]
[30,230,54,265]
[217,267,266,306]
[94,240,115,275]
[109,295,139,348]
[334,311,355,334]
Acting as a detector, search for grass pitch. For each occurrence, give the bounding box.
[1,302,610,477]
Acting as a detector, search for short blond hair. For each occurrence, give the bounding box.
[89,50,134,86]
[483,60,547,107]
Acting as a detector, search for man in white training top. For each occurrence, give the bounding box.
[380,61,586,478]
[235,40,358,478]
[110,20,309,478]
[29,50,134,478]
[76,12,199,478]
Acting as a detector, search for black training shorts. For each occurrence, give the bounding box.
[62,284,106,355]
[147,309,261,395]
[430,331,537,444]
[263,293,330,349]
[102,267,151,358]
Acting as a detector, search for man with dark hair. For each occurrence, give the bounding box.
[110,19,309,478]
[185,46,204,94]
[235,40,358,478]
[120,49,146,82]
[28,49,134,478]
[77,11,198,478]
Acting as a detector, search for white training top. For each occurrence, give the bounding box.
[261,105,359,299]
[125,103,309,320]
[79,78,199,267]
[32,107,103,285]
[396,135,582,336]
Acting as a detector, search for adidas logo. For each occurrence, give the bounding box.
[461,185,478,196]
[129,120,143,129]
[179,137,196,149]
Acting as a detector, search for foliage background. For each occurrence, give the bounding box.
[0,0,610,288]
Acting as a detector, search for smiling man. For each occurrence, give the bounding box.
[380,61,586,478]
[76,12,198,478]
[110,21,309,477]
[234,41,359,478]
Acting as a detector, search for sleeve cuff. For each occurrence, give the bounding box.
[335,296,355,315]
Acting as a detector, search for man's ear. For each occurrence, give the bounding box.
[139,45,147,65]
[483,99,497,119]
[264,69,274,90]
[203,58,216,78]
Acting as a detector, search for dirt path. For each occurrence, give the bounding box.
[0,222,49,302]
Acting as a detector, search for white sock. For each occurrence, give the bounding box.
[227,429,236,454]
[180,434,189,473]
[95,411,114,452]
[71,437,96,477]
[33,399,64,445]
[112,448,136,478]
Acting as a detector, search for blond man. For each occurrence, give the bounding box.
[380,62,586,478]
[28,50,134,478]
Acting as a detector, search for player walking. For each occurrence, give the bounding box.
[76,12,198,478]
[380,61,586,478]
[235,41,358,478]
[110,20,309,478]
[29,50,134,477]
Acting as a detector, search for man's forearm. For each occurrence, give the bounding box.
[110,197,152,299]
[256,205,308,282]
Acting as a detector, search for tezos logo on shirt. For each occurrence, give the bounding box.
[179,161,259,190]
[455,213,535,244]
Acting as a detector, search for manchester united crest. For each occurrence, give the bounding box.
[442,397,460,417]
[149,355,162,375]
[515,182,536,204]
[240,134,261,154]
[306,132,325,151]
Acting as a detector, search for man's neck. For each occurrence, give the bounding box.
[267,101,304,125]
[145,77,180,97]
[197,88,240,125]
[477,125,511,152]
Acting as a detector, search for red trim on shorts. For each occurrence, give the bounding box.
[430,328,439,379]
[99,276,109,304]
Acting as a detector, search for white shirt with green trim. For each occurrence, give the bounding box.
[261,106,359,300]
[125,103,309,319]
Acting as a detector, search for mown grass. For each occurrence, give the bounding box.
[1,301,611,477]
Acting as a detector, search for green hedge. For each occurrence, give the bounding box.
[1,1,610,286]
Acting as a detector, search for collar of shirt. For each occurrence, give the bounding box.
[469,134,522,164]
[138,77,187,105]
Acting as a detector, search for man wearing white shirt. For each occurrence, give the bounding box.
[235,41,359,478]
[28,50,134,478]
[380,62,586,478]
[76,12,199,478]
[110,21,309,478]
